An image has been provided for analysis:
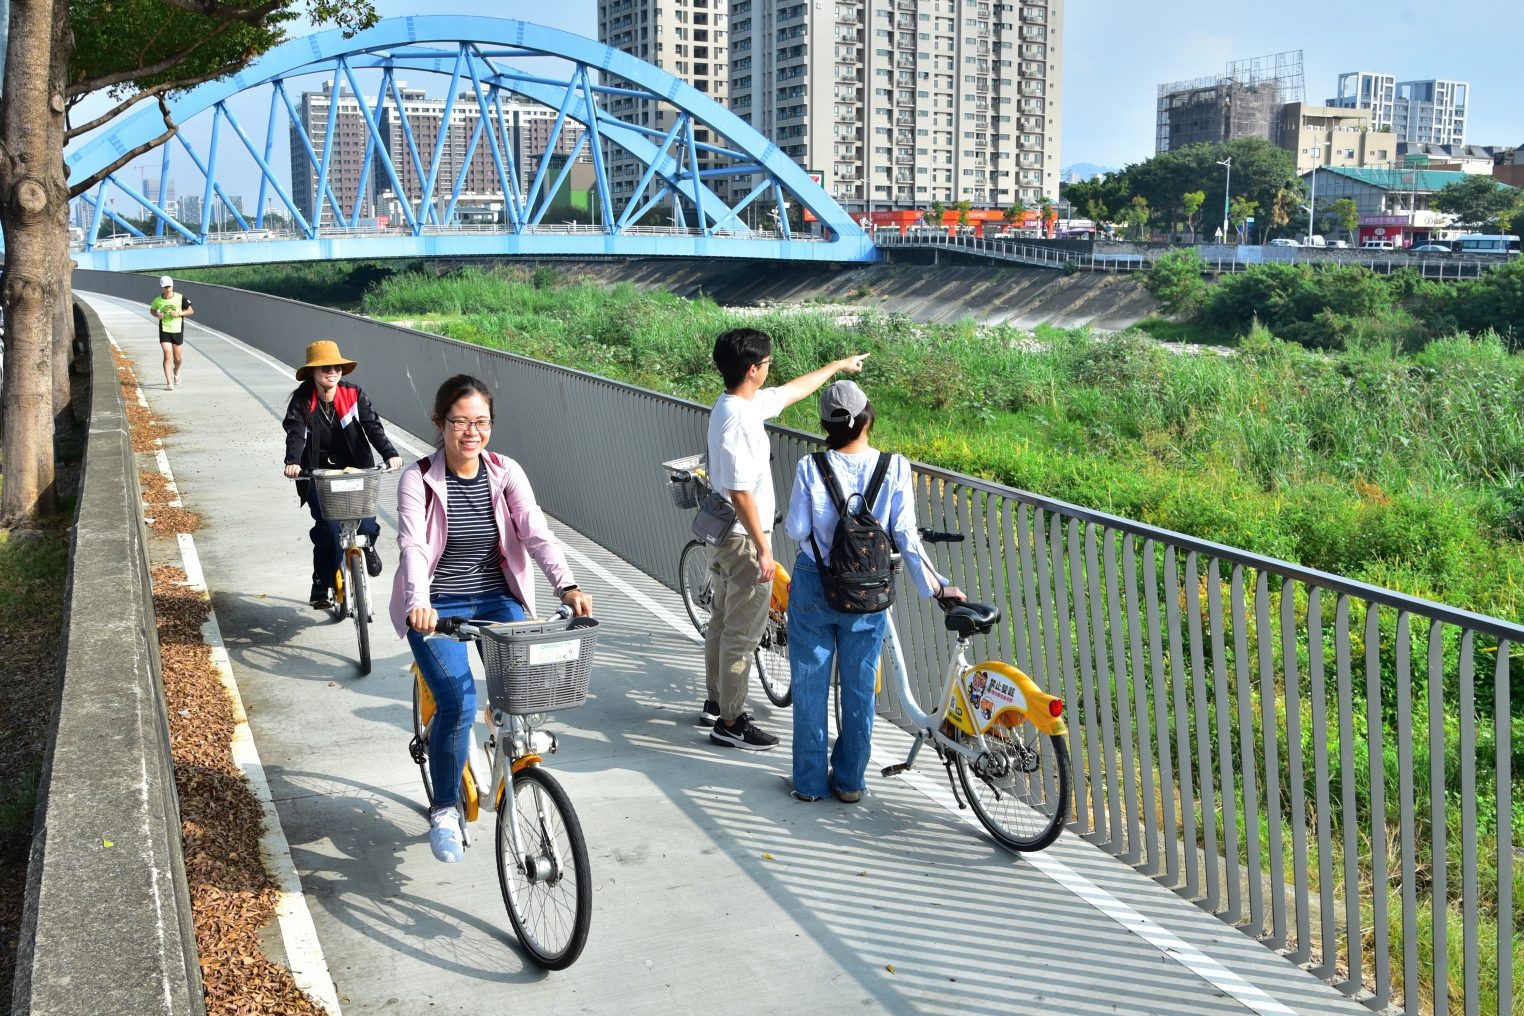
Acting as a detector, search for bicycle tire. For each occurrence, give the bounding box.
[410,675,437,811]
[678,540,713,635]
[350,552,371,675]
[496,766,592,969]
[954,726,1070,852]
[754,613,791,707]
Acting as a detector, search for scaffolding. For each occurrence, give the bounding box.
[1155,50,1304,153]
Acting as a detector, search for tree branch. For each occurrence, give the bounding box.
[145,0,282,27]
[67,16,245,97]
[68,97,178,199]
[66,81,179,139]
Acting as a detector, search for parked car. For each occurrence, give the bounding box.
[1267,238,1299,247]
[1328,239,1350,248]
[1361,240,1396,250]
[1411,243,1451,253]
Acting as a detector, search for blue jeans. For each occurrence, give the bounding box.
[307,495,379,586]
[406,588,526,808]
[787,554,888,798]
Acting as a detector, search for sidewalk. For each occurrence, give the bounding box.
[82,290,1368,1016]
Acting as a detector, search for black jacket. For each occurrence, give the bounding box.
[282,380,398,504]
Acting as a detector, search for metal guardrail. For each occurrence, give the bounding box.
[71,269,1519,1016]
[874,232,1504,279]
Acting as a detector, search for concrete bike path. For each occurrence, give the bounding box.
[83,291,1368,1016]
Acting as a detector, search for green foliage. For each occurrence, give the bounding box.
[1330,197,1360,242]
[1143,247,1208,317]
[1431,174,1521,230]
[1119,139,1299,239]
[178,259,410,309]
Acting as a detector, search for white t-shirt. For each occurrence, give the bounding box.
[707,387,786,536]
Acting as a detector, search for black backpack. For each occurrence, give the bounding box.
[809,451,897,614]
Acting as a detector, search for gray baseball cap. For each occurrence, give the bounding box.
[820,379,869,427]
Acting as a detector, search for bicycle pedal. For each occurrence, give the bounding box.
[881,762,912,777]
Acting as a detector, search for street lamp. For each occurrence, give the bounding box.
[1216,156,1232,243]
[1305,146,1321,243]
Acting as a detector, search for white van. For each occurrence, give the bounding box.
[1361,239,1395,251]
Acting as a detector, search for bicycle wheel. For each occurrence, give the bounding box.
[496,766,592,969]
[349,552,371,675]
[333,563,349,621]
[954,725,1069,852]
[678,540,713,635]
[410,675,437,811]
[754,611,791,707]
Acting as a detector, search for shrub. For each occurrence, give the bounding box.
[1143,247,1209,316]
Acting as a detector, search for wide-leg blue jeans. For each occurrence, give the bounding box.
[406,589,526,808]
[787,554,888,798]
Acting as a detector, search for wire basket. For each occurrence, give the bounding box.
[479,615,600,714]
[312,468,381,521]
[661,453,708,510]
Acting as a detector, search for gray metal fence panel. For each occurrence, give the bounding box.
[75,270,1519,1016]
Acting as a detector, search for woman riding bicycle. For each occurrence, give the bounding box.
[281,340,403,608]
[393,374,593,863]
[783,380,963,804]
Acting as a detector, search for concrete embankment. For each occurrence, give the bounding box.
[432,256,1160,331]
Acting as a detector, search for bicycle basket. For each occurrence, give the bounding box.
[479,616,600,714]
[312,469,381,521]
[661,453,707,510]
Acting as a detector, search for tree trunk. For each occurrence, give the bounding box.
[52,255,74,444]
[0,0,70,524]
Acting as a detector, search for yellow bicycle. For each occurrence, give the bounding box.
[408,611,598,968]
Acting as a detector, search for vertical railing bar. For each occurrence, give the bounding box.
[1395,612,1419,1015]
[1053,513,1084,833]
[1308,587,1337,978]
[1165,547,1198,896]
[1335,595,1362,992]
[1427,620,1448,1016]
[1016,504,1043,682]
[1141,539,1171,881]
[1282,578,1309,964]
[1072,520,1104,838]
[1492,640,1512,1016]
[1186,552,1219,910]
[1085,523,1119,847]
[1032,508,1063,780]
[904,471,940,712]
[1456,630,1476,1016]
[1231,566,1264,935]
[1115,533,1146,865]
[1112,532,1143,866]
[1207,559,1240,921]
[1256,571,1287,948]
[997,499,1024,673]
[1364,605,1390,1011]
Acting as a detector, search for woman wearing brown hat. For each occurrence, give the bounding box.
[282,340,403,607]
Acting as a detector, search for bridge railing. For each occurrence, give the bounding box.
[69,269,1519,1016]
[874,232,1502,279]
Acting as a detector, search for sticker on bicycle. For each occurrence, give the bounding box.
[528,640,581,666]
[327,477,366,493]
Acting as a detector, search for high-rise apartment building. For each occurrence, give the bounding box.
[598,0,730,215]
[289,82,586,225]
[598,0,1061,217]
[1328,72,1467,145]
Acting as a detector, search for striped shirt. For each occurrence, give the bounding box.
[430,468,509,597]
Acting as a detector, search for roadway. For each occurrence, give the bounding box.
[81,290,1370,1016]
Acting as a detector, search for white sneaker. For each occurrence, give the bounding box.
[429,806,464,863]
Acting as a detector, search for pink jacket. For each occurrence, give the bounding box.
[390,449,576,637]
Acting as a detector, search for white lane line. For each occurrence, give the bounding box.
[177,533,343,1016]
[865,745,1300,1015]
[154,449,183,507]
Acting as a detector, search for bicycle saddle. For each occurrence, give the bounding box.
[942,600,1000,636]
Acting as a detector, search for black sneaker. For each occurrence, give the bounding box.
[364,545,383,578]
[710,713,778,751]
[309,581,332,608]
[699,699,721,725]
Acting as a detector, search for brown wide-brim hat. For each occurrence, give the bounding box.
[296,339,358,381]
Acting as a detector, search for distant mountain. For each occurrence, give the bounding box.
[1062,163,1114,182]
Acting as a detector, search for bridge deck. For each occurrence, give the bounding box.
[83,291,1368,1016]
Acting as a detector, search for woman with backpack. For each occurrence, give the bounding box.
[782,380,964,803]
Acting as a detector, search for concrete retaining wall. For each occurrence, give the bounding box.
[11,299,204,1015]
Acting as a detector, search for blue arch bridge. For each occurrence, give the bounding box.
[64,16,875,270]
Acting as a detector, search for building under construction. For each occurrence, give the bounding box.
[1156,51,1304,153]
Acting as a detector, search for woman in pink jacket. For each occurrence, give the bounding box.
[392,374,593,863]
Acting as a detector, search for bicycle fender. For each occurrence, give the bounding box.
[963,661,1067,736]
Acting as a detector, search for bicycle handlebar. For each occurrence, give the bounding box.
[918,528,964,544]
[428,604,576,640]
[292,463,397,482]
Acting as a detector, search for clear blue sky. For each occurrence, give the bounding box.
[72,1,1524,201]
